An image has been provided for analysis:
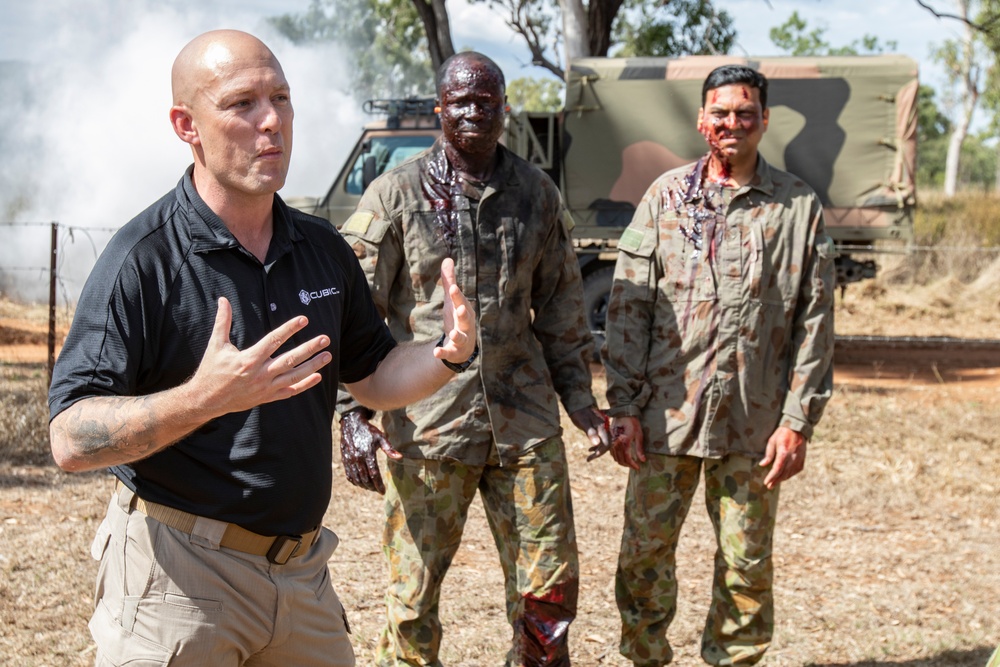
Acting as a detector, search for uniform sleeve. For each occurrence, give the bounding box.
[779,196,836,439]
[529,189,597,415]
[601,188,661,418]
[335,181,405,413]
[333,224,397,386]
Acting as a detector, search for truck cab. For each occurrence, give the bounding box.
[291,98,441,225]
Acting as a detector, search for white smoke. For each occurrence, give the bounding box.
[0,0,363,304]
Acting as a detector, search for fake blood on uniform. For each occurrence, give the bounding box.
[421,150,463,251]
[670,156,724,263]
[511,582,577,666]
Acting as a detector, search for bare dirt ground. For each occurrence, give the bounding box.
[1,272,998,666]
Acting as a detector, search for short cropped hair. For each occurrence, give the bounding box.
[702,65,768,109]
[436,51,506,97]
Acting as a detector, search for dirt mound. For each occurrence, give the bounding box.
[0,323,50,346]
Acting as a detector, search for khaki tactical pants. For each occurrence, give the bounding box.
[89,487,354,666]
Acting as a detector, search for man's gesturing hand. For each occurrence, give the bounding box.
[433,258,477,365]
[190,297,333,417]
[339,409,402,495]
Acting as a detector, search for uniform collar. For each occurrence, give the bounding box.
[682,153,776,204]
[178,165,302,256]
[746,155,776,198]
[426,137,520,195]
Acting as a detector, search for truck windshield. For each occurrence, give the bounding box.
[346,135,436,194]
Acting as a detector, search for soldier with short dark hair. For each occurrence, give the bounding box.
[599,63,836,665]
[336,51,610,666]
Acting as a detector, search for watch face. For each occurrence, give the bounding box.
[435,333,478,373]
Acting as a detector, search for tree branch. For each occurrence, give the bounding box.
[913,0,1000,33]
[495,0,566,78]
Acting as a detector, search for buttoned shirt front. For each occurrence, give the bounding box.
[339,139,597,464]
[603,155,835,458]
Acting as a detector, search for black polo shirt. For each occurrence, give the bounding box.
[49,168,396,535]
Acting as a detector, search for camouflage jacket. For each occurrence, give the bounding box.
[338,138,597,464]
[603,155,835,458]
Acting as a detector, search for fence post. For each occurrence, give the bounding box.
[48,221,57,386]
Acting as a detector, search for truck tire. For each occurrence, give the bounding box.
[582,265,615,362]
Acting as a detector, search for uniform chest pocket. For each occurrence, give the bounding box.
[496,216,519,296]
[404,211,455,303]
[749,220,799,305]
[657,213,717,302]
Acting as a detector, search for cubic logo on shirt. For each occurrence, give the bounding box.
[298,287,341,306]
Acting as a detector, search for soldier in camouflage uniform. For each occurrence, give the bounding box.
[599,65,836,666]
[336,52,610,667]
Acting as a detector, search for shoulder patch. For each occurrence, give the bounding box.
[562,210,576,232]
[618,228,646,253]
[342,211,374,235]
[816,235,839,258]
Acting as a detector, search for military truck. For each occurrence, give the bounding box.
[288,55,918,344]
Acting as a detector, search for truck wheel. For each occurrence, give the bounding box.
[582,266,615,362]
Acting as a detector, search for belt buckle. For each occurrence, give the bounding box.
[266,534,303,564]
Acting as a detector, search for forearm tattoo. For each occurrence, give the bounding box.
[55,395,176,467]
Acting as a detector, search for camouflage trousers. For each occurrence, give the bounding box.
[616,453,779,666]
[375,437,579,667]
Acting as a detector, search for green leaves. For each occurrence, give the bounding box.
[267,0,435,100]
[768,10,897,57]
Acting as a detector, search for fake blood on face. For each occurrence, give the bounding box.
[699,84,765,185]
[421,54,505,250]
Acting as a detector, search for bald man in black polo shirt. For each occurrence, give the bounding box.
[47,29,477,666]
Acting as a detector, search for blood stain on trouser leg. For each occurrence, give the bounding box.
[510,582,576,667]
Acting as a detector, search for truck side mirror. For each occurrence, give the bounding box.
[362,155,377,191]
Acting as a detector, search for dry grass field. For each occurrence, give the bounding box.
[1,258,999,666]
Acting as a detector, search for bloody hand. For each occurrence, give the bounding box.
[569,406,611,462]
[338,408,402,495]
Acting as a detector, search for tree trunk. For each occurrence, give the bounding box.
[560,0,589,66]
[412,0,456,74]
[430,0,455,68]
[943,110,972,196]
[995,141,1000,192]
[943,0,978,197]
[587,0,626,57]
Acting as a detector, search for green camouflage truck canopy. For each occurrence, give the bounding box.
[563,55,919,245]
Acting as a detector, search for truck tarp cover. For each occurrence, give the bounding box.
[563,55,919,243]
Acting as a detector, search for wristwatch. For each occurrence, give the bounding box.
[436,333,479,373]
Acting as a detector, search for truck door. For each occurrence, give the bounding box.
[317,131,437,227]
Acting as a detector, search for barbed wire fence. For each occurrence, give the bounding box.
[1,220,120,384]
[2,220,1000,386]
